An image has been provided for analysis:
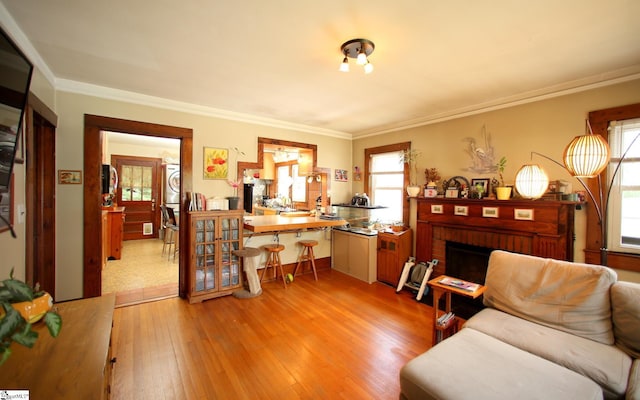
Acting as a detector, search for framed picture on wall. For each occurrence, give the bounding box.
[203,147,229,179]
[334,169,347,182]
[58,170,82,184]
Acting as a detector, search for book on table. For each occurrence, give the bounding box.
[438,277,480,292]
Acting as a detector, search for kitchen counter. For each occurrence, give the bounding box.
[243,215,347,233]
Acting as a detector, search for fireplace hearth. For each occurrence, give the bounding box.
[444,242,493,318]
[415,197,578,319]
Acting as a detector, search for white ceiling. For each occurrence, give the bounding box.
[2,0,640,138]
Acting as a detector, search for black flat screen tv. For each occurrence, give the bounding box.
[0,26,34,192]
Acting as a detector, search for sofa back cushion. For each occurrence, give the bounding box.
[611,281,640,358]
[483,250,617,345]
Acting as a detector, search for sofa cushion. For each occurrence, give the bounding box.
[399,328,603,400]
[611,281,640,358]
[464,308,631,399]
[627,359,640,400]
[483,250,617,345]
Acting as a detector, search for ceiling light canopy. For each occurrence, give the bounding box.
[339,38,375,74]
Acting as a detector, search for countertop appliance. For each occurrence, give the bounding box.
[351,193,370,206]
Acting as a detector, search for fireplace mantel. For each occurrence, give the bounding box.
[415,197,578,277]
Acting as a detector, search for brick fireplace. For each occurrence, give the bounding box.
[415,197,578,317]
[416,197,578,279]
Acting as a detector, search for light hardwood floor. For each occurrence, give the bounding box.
[102,239,179,307]
[111,269,435,399]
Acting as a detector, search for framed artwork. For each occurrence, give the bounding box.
[482,207,499,218]
[445,188,459,198]
[58,170,82,184]
[454,205,468,216]
[471,178,490,194]
[334,169,348,182]
[431,204,443,214]
[514,208,534,221]
[203,147,229,179]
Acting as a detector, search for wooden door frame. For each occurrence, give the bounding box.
[83,115,192,298]
[25,93,58,294]
[111,154,163,240]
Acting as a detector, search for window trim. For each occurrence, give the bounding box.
[365,142,411,226]
[587,103,640,271]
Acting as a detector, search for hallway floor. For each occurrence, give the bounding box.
[102,238,179,307]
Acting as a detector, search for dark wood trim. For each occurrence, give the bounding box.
[25,93,57,295]
[364,142,411,226]
[83,115,193,298]
[587,102,640,269]
[415,198,577,276]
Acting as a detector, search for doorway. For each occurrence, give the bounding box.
[83,115,193,300]
[111,154,163,240]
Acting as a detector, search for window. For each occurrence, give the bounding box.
[366,144,409,224]
[120,165,153,201]
[276,163,307,204]
[607,117,640,253]
[370,151,404,222]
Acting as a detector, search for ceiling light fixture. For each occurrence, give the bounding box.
[339,38,375,74]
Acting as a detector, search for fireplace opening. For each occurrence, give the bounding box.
[443,241,493,319]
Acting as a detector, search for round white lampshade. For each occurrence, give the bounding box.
[563,134,610,178]
[515,164,549,199]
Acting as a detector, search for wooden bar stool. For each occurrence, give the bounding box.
[293,240,318,281]
[261,244,287,288]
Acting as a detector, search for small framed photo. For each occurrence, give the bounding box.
[58,170,82,184]
[334,169,348,182]
[454,205,468,216]
[431,204,443,214]
[514,208,534,221]
[471,178,490,194]
[445,188,459,198]
[482,207,499,218]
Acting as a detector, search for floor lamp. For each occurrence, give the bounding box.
[515,122,640,266]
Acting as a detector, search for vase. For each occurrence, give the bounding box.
[406,185,421,197]
[496,186,512,200]
[227,196,240,210]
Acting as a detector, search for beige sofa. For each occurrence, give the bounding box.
[400,250,640,400]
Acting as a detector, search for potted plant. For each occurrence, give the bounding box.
[226,147,245,209]
[494,156,512,200]
[401,149,422,197]
[424,168,441,188]
[0,269,62,365]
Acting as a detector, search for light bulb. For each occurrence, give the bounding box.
[339,57,349,72]
[356,51,367,65]
[364,62,374,74]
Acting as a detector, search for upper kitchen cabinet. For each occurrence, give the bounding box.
[260,152,275,180]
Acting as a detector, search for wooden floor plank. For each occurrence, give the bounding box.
[111,269,434,399]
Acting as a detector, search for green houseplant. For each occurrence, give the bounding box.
[401,148,422,197]
[0,269,62,365]
[494,156,512,200]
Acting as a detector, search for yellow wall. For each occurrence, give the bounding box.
[353,78,640,283]
[53,91,352,300]
[2,68,639,299]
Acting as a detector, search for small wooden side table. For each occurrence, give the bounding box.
[428,275,486,344]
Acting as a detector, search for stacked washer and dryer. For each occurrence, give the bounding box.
[163,164,180,221]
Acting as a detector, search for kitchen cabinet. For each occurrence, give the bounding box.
[260,152,275,180]
[187,210,244,303]
[332,229,377,283]
[0,294,116,399]
[102,206,125,262]
[377,229,413,286]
